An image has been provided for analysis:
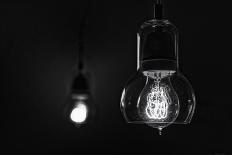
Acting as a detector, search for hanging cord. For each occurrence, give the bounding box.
[154,0,163,20]
[77,0,92,72]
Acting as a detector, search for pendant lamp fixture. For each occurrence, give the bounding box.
[64,0,97,128]
[120,0,196,135]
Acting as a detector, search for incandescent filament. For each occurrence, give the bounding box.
[145,76,169,120]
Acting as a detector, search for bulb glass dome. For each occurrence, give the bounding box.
[120,2,196,134]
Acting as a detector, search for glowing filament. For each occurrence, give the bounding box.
[146,83,169,120]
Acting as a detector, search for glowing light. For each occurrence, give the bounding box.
[70,102,88,123]
[72,94,88,100]
[145,78,169,120]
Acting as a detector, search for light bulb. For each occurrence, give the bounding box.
[137,71,179,134]
[64,73,97,128]
[66,94,90,127]
[70,99,88,124]
[120,1,196,135]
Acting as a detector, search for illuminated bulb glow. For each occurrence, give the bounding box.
[70,102,88,123]
[145,73,169,120]
[72,94,88,100]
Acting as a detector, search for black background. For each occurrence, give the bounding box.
[3,0,232,154]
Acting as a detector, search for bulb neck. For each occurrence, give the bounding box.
[137,0,179,71]
[71,73,90,93]
[137,19,179,72]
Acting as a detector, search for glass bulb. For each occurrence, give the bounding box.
[70,99,88,124]
[137,71,179,134]
[67,94,89,127]
[120,2,196,134]
[64,91,96,128]
[63,72,98,128]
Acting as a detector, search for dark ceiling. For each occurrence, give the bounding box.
[3,0,232,154]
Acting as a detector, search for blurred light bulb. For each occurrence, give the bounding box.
[64,88,97,128]
[137,71,179,135]
[67,94,89,127]
[70,101,88,123]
